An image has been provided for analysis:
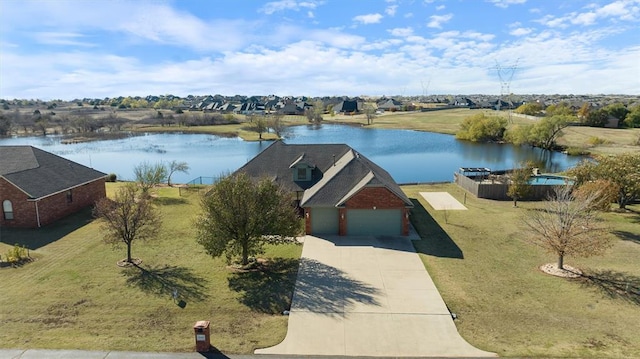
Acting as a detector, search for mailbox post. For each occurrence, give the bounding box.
[193,320,211,352]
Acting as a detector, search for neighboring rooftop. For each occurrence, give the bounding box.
[0,145,107,199]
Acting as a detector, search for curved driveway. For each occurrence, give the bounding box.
[255,235,496,357]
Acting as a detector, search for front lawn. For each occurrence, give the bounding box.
[0,184,301,353]
[403,183,640,358]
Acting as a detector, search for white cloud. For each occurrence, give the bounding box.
[308,11,315,18]
[389,27,414,37]
[427,14,453,29]
[509,27,533,36]
[353,13,384,24]
[32,32,96,47]
[260,0,321,14]
[487,0,527,8]
[385,5,398,16]
[436,5,446,11]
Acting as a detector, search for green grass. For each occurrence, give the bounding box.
[403,183,640,358]
[0,184,302,353]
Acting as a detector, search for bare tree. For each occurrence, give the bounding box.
[93,184,161,264]
[166,160,190,186]
[522,185,612,270]
[134,161,168,194]
[363,104,377,125]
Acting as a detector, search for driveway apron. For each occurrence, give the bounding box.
[255,235,496,357]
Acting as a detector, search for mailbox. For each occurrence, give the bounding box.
[193,320,211,352]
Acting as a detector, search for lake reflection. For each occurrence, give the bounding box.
[0,124,583,184]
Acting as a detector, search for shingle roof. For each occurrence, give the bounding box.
[0,146,107,199]
[236,141,412,208]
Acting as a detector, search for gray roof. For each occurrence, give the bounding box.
[0,146,107,199]
[236,141,412,208]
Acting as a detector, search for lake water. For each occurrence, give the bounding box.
[0,124,583,184]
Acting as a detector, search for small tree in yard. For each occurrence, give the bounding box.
[507,162,534,207]
[166,160,190,187]
[522,186,612,271]
[93,184,161,265]
[134,161,167,194]
[195,173,301,266]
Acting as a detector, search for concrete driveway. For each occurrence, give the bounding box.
[255,235,496,357]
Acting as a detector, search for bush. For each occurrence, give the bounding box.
[106,173,117,182]
[3,244,29,264]
[587,136,608,145]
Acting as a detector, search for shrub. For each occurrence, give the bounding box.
[106,173,117,182]
[565,147,591,156]
[573,179,619,212]
[587,136,608,146]
[4,244,29,264]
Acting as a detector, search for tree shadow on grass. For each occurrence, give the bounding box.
[409,198,463,259]
[578,269,640,306]
[612,230,640,245]
[227,258,300,314]
[0,207,93,250]
[153,197,188,206]
[123,264,208,304]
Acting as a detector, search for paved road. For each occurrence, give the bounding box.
[255,235,496,357]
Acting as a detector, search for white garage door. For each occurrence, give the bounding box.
[311,207,339,234]
[347,209,402,236]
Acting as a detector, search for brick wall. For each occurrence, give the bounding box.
[0,177,106,228]
[0,177,38,227]
[344,187,406,209]
[345,187,410,236]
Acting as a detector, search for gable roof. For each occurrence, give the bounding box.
[0,146,107,199]
[236,141,412,208]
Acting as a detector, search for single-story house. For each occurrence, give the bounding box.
[236,141,413,236]
[0,146,107,228]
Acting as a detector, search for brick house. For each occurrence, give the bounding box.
[237,141,413,236]
[0,146,107,228]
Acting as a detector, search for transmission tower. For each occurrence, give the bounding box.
[493,59,519,113]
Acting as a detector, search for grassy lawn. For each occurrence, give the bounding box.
[0,183,302,353]
[403,183,640,358]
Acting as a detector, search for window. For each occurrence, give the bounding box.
[3,200,13,220]
[297,167,307,180]
[66,190,73,203]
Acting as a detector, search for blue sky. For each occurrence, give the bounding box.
[1,0,639,100]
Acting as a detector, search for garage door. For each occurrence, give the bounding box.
[311,207,339,234]
[347,209,402,236]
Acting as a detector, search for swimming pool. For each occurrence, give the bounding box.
[528,175,574,185]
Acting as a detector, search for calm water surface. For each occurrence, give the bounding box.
[0,125,583,184]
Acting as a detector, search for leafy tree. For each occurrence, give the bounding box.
[568,153,640,209]
[623,106,640,128]
[577,102,591,120]
[603,102,629,121]
[507,162,534,207]
[504,124,534,146]
[573,179,619,212]
[166,160,190,186]
[363,104,377,125]
[527,115,571,150]
[545,102,574,117]
[195,173,301,266]
[456,113,507,142]
[252,116,267,140]
[514,102,543,116]
[134,161,168,194]
[93,184,161,264]
[584,108,609,127]
[522,185,611,270]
